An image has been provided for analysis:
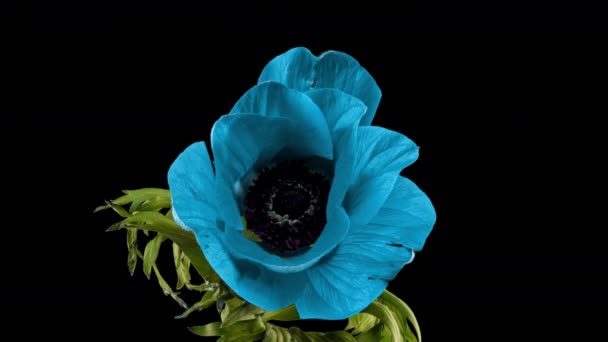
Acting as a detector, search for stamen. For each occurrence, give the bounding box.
[243,160,330,256]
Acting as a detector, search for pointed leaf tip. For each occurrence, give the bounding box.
[189,322,221,337]
[93,204,109,213]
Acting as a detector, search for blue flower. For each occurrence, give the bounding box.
[258,47,382,126]
[168,48,436,320]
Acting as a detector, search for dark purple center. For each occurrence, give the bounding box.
[243,160,330,256]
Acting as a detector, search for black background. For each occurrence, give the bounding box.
[5,2,607,340]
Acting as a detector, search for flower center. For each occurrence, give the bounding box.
[244,160,330,256]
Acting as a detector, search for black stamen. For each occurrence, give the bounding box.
[243,160,330,256]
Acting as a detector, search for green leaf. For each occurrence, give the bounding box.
[173,243,191,290]
[354,290,422,342]
[262,305,300,322]
[222,302,265,327]
[175,287,219,319]
[126,229,139,275]
[218,316,266,342]
[189,322,221,337]
[216,285,235,313]
[404,323,418,342]
[113,211,219,283]
[353,322,388,342]
[262,323,293,342]
[136,196,172,212]
[150,261,188,309]
[221,297,246,322]
[101,190,218,282]
[379,291,421,342]
[363,301,403,342]
[262,324,358,342]
[346,312,380,335]
[186,282,219,292]
[288,326,357,342]
[95,200,130,217]
[111,188,171,212]
[143,233,167,279]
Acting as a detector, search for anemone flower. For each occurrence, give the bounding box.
[168,48,436,320]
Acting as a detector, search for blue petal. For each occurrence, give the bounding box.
[224,202,350,274]
[194,229,307,311]
[258,47,317,92]
[314,51,382,126]
[305,88,367,146]
[258,48,381,126]
[325,127,356,218]
[211,114,292,231]
[230,82,333,160]
[167,142,216,233]
[344,127,419,225]
[297,177,434,319]
[297,232,413,320]
[305,89,367,215]
[295,207,402,320]
[366,176,436,251]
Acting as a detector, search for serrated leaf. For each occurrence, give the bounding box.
[189,322,221,337]
[353,322,387,342]
[221,297,246,322]
[379,291,421,342]
[94,204,109,213]
[262,323,293,342]
[263,323,357,342]
[95,200,130,217]
[126,228,138,248]
[126,229,138,275]
[346,312,380,335]
[404,323,418,342]
[185,282,219,292]
[173,242,181,273]
[173,243,191,290]
[165,209,176,220]
[143,233,167,279]
[118,211,189,238]
[178,257,191,289]
[173,242,181,265]
[216,285,234,309]
[218,316,266,342]
[262,305,300,322]
[380,326,393,342]
[363,301,403,342]
[115,211,219,283]
[129,191,170,213]
[288,326,356,342]
[175,287,219,319]
[136,196,172,212]
[222,302,265,327]
[102,190,218,282]
[151,262,188,309]
[112,188,170,206]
